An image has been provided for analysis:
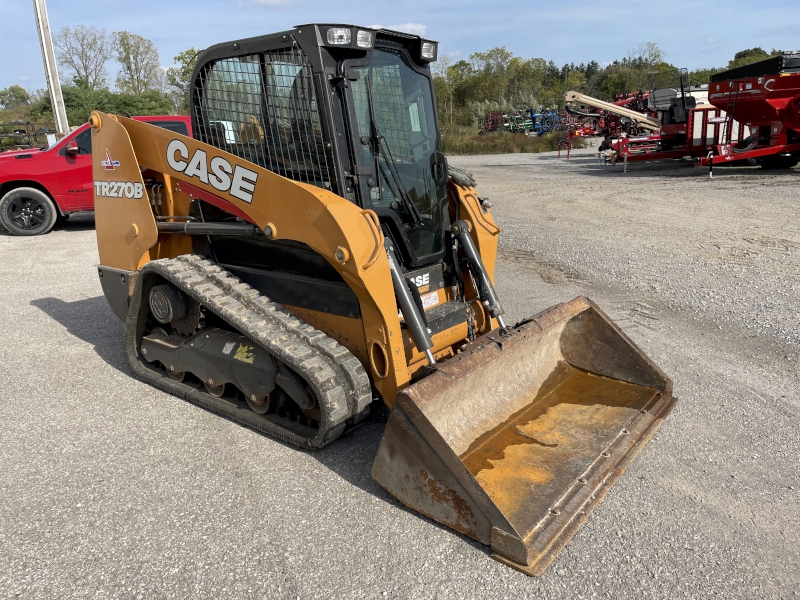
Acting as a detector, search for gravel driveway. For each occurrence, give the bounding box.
[0,148,797,599]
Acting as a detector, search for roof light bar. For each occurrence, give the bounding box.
[327,28,351,45]
[421,42,436,60]
[356,30,374,48]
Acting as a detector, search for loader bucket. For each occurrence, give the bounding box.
[372,296,677,576]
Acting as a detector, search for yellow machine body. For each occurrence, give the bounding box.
[91,113,500,406]
[90,28,676,576]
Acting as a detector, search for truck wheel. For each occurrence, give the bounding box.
[0,187,59,236]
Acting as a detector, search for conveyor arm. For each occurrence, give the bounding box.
[564,91,661,130]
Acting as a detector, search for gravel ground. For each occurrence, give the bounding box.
[0,148,798,599]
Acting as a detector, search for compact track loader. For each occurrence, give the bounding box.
[92,24,676,575]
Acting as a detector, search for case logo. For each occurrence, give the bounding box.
[166,139,258,204]
[411,273,430,288]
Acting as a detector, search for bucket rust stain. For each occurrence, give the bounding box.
[459,362,659,528]
[416,468,477,535]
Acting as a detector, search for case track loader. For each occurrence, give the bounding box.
[91,24,677,576]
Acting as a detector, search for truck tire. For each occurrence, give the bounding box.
[0,187,59,236]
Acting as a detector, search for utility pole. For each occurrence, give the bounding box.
[31,0,69,136]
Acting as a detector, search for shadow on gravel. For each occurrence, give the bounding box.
[30,295,127,372]
[311,405,389,494]
[54,212,95,232]
[309,402,486,554]
[28,293,487,551]
[0,212,96,236]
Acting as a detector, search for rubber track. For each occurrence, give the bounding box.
[124,254,372,449]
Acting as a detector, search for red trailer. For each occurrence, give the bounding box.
[609,103,749,163]
[698,52,800,169]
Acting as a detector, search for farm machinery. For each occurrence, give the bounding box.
[479,107,596,137]
[478,110,533,134]
[564,91,661,141]
[478,110,507,134]
[530,110,564,135]
[567,58,800,170]
[700,51,800,169]
[568,72,736,163]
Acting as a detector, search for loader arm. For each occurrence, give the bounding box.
[564,91,661,130]
[92,111,408,403]
[91,112,499,405]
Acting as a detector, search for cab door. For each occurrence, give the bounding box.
[54,127,94,211]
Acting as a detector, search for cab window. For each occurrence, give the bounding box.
[59,128,92,155]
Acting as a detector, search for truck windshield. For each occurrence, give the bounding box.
[351,47,442,259]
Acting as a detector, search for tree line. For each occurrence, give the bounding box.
[0,25,199,127]
[433,44,784,128]
[0,24,785,132]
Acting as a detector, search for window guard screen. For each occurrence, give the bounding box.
[193,46,332,191]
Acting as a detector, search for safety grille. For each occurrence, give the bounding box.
[193,45,332,190]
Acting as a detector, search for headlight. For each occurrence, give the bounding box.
[421,42,436,59]
[356,30,374,48]
[327,28,351,45]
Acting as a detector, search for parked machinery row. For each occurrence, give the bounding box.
[478,107,596,136]
[565,57,800,170]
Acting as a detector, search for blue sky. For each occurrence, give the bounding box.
[3,0,799,91]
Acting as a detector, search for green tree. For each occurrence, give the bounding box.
[584,60,600,80]
[29,85,173,125]
[0,85,31,110]
[469,47,515,104]
[544,61,562,87]
[166,47,202,114]
[591,43,672,99]
[508,57,546,104]
[54,25,112,90]
[113,31,161,94]
[727,47,781,70]
[689,67,721,85]
[432,55,455,125]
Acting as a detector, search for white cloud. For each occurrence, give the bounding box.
[368,23,427,36]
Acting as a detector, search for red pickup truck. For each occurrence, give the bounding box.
[0,115,192,236]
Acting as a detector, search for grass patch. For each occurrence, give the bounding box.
[441,125,587,155]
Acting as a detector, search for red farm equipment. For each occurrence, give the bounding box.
[478,110,506,134]
[700,51,800,169]
[567,60,800,170]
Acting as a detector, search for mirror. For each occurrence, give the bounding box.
[65,141,80,155]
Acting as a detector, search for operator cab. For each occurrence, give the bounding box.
[190,24,447,270]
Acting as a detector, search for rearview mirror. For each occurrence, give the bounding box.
[65,141,80,155]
